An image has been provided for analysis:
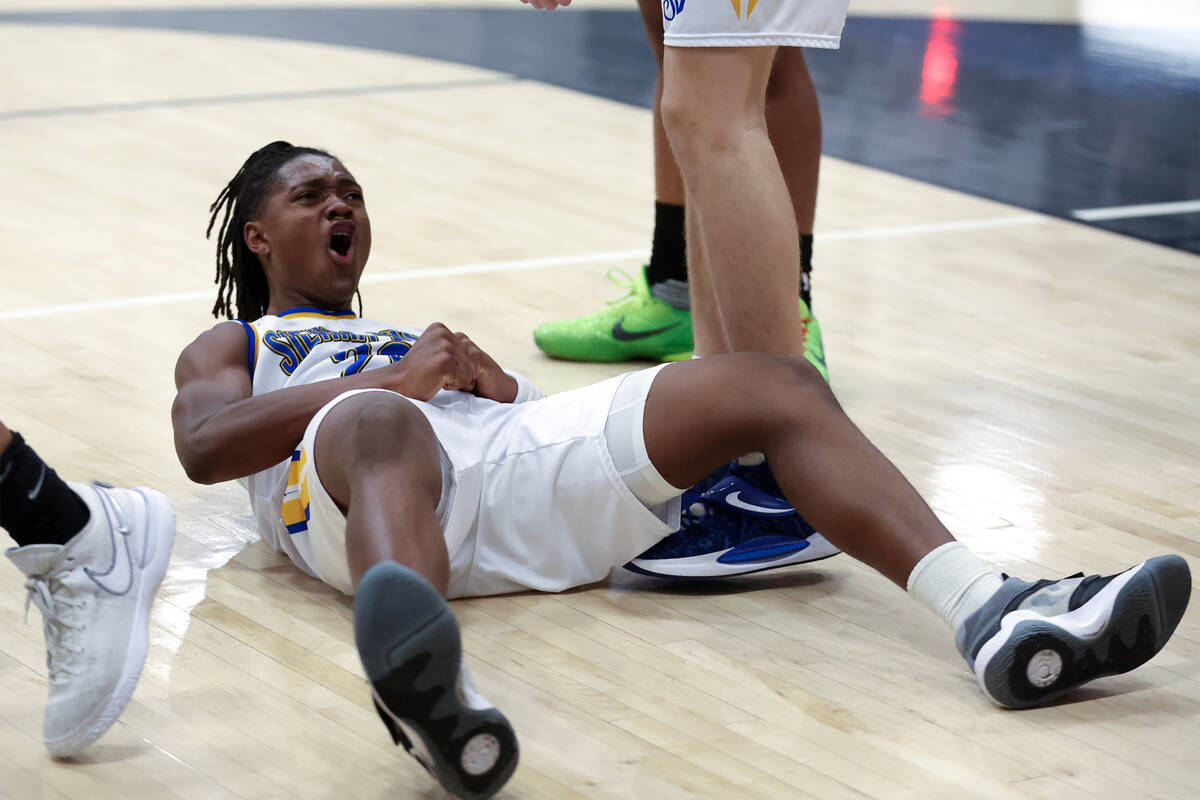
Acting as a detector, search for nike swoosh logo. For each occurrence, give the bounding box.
[724,491,795,515]
[612,319,680,342]
[27,464,45,500]
[86,513,135,596]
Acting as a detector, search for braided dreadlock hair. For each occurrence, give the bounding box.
[207,141,346,320]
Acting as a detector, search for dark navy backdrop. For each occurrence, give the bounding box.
[4,7,1197,254]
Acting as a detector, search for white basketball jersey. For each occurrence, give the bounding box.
[240,306,422,397]
[237,306,475,574]
[231,306,675,600]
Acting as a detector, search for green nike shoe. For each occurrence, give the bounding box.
[533,265,830,381]
[533,266,694,362]
[799,297,829,383]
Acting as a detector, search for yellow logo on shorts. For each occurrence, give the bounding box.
[730,0,758,19]
[282,448,312,535]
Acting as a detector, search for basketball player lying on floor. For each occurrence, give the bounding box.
[172,142,1191,800]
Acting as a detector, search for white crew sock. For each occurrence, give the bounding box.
[907,542,1005,631]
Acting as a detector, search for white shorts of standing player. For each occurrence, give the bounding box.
[662,0,852,49]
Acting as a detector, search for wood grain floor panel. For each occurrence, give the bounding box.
[1,17,1197,800]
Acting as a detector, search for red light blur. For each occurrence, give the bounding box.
[920,15,962,117]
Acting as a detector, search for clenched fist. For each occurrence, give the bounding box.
[377,323,518,403]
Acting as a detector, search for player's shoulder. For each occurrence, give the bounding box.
[186,318,250,351]
[175,319,252,379]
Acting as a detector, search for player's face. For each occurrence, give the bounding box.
[249,154,372,310]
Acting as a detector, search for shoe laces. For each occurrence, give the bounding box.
[21,481,123,685]
[24,572,84,684]
[604,267,647,307]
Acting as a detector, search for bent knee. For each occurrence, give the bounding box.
[320,393,436,466]
[750,353,836,417]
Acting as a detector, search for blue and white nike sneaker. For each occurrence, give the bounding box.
[625,462,841,579]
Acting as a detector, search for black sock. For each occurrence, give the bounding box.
[800,233,814,309]
[0,432,91,548]
[645,201,687,287]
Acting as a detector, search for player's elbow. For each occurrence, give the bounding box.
[182,461,222,486]
[173,420,229,484]
[176,438,222,485]
[172,394,228,484]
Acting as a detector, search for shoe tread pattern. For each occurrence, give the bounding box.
[356,564,518,800]
[982,555,1190,709]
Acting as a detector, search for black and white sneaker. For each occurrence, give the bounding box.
[354,562,518,799]
[956,555,1191,709]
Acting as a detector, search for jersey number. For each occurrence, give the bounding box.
[331,338,414,376]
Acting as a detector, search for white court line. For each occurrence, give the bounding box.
[820,214,1044,240]
[1072,199,1200,222]
[0,214,1045,322]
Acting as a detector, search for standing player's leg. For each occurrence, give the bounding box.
[640,0,689,310]
[626,46,831,580]
[766,47,826,373]
[533,0,694,364]
[0,419,175,756]
[636,358,1191,708]
[311,393,518,799]
[534,0,828,373]
[688,46,825,363]
[662,46,808,356]
[769,49,820,270]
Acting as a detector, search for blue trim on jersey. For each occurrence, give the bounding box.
[236,319,257,374]
[277,306,357,319]
[285,516,310,535]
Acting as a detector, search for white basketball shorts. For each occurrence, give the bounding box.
[282,368,681,598]
[663,0,851,48]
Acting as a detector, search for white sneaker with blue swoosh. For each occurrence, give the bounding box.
[6,480,175,756]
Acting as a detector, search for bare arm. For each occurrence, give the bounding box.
[519,0,572,9]
[172,322,519,484]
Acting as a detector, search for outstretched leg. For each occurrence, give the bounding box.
[313,392,518,798]
[639,357,1191,708]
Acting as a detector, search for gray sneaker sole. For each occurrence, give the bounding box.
[973,555,1191,709]
[354,563,518,800]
